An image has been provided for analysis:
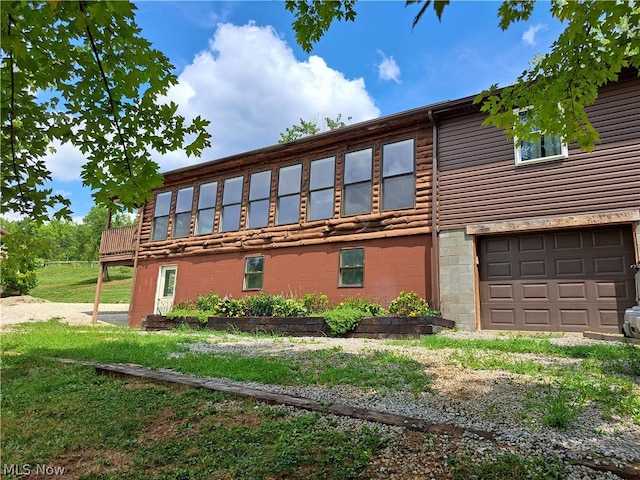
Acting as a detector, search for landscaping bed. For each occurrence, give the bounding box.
[141,314,455,338]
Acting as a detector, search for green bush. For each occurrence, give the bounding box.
[388,291,437,317]
[323,306,366,336]
[214,296,246,317]
[0,229,46,296]
[340,296,385,316]
[302,291,329,314]
[196,291,222,311]
[272,297,308,317]
[244,291,277,316]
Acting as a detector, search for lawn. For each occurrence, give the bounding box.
[2,321,639,479]
[30,264,133,303]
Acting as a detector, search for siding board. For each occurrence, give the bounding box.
[438,74,640,230]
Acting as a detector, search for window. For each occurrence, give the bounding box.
[195,181,218,235]
[151,191,172,241]
[172,186,194,238]
[382,139,415,210]
[308,156,335,221]
[343,148,372,216]
[248,170,272,229]
[339,247,364,287]
[276,164,302,225]
[220,176,243,232]
[244,256,264,290]
[515,109,568,165]
[155,265,177,315]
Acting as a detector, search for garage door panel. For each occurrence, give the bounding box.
[559,309,589,327]
[523,309,551,326]
[479,226,635,333]
[557,282,587,300]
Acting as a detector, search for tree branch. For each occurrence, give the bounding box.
[77,0,133,177]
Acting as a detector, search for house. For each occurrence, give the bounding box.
[101,68,639,333]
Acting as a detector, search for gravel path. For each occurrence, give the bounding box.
[175,333,640,480]
[0,295,129,326]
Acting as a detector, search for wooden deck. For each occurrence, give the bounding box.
[99,225,137,266]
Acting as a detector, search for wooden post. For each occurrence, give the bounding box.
[92,208,112,324]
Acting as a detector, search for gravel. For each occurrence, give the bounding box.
[174,332,640,480]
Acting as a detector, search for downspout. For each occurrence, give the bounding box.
[127,203,145,327]
[427,110,440,311]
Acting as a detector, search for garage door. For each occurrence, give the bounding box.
[479,226,636,333]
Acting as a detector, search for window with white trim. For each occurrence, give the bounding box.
[244,256,264,290]
[151,191,172,241]
[220,176,243,232]
[339,247,364,287]
[343,148,372,216]
[308,156,335,221]
[248,170,271,229]
[195,181,217,235]
[276,164,302,225]
[172,186,194,238]
[382,138,415,210]
[515,109,568,165]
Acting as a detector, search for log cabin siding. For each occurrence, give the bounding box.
[437,74,640,230]
[136,123,433,261]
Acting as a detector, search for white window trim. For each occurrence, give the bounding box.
[513,107,568,166]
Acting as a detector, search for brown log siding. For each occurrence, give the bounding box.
[137,124,433,260]
[437,74,640,230]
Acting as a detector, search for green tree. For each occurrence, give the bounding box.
[0,228,47,296]
[279,114,351,143]
[1,1,212,223]
[285,0,640,151]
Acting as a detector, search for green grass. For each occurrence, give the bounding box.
[1,354,386,479]
[30,264,133,303]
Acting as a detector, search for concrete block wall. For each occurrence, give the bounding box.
[438,229,477,331]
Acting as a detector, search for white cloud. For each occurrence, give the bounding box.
[522,24,547,46]
[377,51,401,84]
[54,189,73,198]
[155,22,380,171]
[44,140,87,182]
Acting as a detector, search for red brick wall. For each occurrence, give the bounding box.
[128,235,432,327]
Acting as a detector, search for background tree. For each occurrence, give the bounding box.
[279,114,351,143]
[0,228,47,296]
[285,0,640,150]
[1,1,212,223]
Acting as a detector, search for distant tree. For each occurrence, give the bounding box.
[279,114,351,143]
[0,228,47,296]
[285,0,640,151]
[1,1,211,223]
[75,206,135,262]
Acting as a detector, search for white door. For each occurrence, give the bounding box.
[155,265,177,315]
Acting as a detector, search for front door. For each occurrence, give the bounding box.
[156,265,177,315]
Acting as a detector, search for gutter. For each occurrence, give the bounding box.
[427,109,440,311]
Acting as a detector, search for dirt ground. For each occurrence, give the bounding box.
[0,295,130,327]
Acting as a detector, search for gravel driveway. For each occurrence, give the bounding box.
[0,295,129,327]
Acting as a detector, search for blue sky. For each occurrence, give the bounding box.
[42,0,564,221]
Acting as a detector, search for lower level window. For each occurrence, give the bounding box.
[244,256,264,290]
[339,247,364,287]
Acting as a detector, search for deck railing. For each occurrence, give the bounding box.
[99,225,137,262]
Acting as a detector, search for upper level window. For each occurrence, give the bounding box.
[244,256,264,290]
[151,191,172,241]
[343,148,372,216]
[308,156,335,221]
[339,247,364,287]
[382,139,415,210]
[195,181,217,235]
[515,109,568,165]
[276,164,302,225]
[172,186,194,238]
[220,176,243,232]
[248,170,272,229]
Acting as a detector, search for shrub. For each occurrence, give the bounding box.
[389,291,437,317]
[323,306,366,336]
[302,291,329,314]
[244,291,277,316]
[272,297,307,317]
[196,291,222,311]
[214,296,246,317]
[340,296,385,316]
[0,229,46,296]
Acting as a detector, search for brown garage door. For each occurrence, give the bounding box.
[479,226,636,333]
